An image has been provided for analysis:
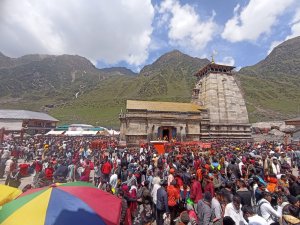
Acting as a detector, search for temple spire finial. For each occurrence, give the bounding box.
[211,53,215,64]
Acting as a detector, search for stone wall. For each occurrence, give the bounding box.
[193,73,249,124]
[119,110,209,145]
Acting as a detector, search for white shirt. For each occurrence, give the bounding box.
[258,199,282,225]
[109,174,118,188]
[5,159,13,172]
[248,215,268,225]
[224,203,246,225]
[211,197,222,220]
[271,163,280,175]
[151,183,161,205]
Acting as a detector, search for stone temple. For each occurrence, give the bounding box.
[120,62,252,146]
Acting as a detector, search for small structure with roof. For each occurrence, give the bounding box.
[0,110,59,138]
[285,117,300,143]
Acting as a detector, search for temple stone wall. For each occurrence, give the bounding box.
[193,73,249,124]
[119,110,209,145]
[191,68,251,140]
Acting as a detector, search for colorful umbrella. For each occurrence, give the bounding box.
[0,184,22,206]
[0,182,121,225]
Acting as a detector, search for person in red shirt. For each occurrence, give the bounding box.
[190,175,203,204]
[101,158,112,182]
[32,158,42,184]
[45,163,54,181]
[80,160,91,182]
[203,175,215,197]
[194,156,201,171]
[167,180,180,225]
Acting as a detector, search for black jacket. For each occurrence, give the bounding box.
[237,188,252,206]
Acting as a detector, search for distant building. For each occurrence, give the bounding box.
[120,61,252,146]
[285,117,300,142]
[0,110,58,136]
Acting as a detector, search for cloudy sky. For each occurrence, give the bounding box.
[1,0,300,71]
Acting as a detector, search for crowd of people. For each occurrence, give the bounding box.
[1,136,300,225]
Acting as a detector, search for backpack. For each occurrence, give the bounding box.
[255,201,266,216]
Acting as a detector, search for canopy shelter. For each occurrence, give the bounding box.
[81,131,99,136]
[64,130,83,136]
[45,130,65,135]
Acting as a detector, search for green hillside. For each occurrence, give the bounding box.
[1,37,300,129]
[50,50,209,128]
[238,36,300,122]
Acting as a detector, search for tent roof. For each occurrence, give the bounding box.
[91,127,105,131]
[81,131,99,135]
[0,110,58,122]
[46,130,65,135]
[285,117,300,122]
[65,131,83,136]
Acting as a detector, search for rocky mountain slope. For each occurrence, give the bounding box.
[1,37,300,127]
[238,36,300,122]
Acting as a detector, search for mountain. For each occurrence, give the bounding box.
[48,50,209,127]
[99,67,137,76]
[1,37,299,128]
[237,36,300,122]
[0,53,112,109]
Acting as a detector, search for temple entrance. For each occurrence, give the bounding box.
[162,129,170,141]
[158,126,176,141]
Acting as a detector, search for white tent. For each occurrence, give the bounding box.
[64,130,83,136]
[81,131,99,136]
[107,129,120,135]
[46,130,65,135]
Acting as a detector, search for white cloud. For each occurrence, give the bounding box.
[0,0,154,66]
[286,8,300,39]
[216,56,235,66]
[222,0,295,42]
[158,0,217,51]
[268,7,300,54]
[267,41,282,54]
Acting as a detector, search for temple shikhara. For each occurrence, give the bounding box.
[120,61,252,146]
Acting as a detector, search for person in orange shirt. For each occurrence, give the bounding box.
[167,180,180,225]
[266,173,278,193]
[196,167,203,182]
